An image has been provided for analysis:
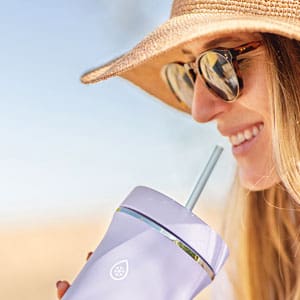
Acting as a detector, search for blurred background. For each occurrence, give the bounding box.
[1,0,236,299]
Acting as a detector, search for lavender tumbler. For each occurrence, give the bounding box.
[62,186,229,300]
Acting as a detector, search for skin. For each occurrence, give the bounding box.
[56,32,281,298]
[56,281,70,299]
[56,252,92,299]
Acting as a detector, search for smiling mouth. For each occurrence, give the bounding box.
[229,123,264,146]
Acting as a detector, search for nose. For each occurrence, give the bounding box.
[191,76,231,123]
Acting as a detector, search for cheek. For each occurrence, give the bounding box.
[236,58,279,189]
[241,63,270,114]
[236,118,280,190]
[241,54,271,112]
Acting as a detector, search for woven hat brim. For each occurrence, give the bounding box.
[81,14,300,113]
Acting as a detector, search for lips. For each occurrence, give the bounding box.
[229,123,264,146]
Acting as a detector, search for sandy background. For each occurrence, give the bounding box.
[1,208,222,300]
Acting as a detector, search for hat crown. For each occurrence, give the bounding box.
[171,0,300,19]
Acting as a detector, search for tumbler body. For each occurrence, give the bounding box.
[62,186,229,300]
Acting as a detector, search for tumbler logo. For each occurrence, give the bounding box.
[110,259,129,280]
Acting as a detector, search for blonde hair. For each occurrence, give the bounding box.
[225,33,300,299]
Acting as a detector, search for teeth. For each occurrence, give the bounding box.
[229,124,263,146]
[231,135,238,145]
[237,133,245,144]
[244,129,252,140]
[252,126,259,136]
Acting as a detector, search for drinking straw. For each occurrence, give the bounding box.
[185,145,223,211]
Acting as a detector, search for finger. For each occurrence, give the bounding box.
[56,280,70,299]
[86,251,93,260]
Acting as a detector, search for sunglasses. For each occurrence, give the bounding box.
[162,40,262,108]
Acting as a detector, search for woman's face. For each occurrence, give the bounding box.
[186,32,280,190]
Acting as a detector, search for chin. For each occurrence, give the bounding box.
[238,169,280,191]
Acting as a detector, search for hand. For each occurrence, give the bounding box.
[56,252,93,299]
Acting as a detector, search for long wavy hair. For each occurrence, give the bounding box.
[224,33,300,299]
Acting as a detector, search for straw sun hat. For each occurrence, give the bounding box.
[81,0,300,113]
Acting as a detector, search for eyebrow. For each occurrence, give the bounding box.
[182,37,244,55]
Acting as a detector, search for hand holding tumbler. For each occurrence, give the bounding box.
[62,146,229,300]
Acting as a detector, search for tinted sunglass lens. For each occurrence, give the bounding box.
[199,52,239,101]
[164,63,194,108]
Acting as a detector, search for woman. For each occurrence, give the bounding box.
[57,0,300,299]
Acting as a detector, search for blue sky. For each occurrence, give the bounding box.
[1,0,236,225]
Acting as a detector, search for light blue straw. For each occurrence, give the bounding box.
[185,145,223,211]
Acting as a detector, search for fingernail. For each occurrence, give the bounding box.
[56,280,62,288]
[86,252,93,260]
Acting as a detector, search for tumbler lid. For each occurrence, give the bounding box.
[120,186,229,276]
